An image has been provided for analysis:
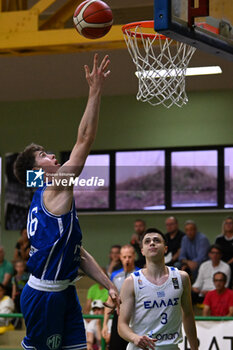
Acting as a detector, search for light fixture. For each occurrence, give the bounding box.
[135,66,222,79]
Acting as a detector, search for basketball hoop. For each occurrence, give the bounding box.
[122,21,196,108]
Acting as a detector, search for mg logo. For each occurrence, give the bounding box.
[46,334,62,349]
[26,169,44,188]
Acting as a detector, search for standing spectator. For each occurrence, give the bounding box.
[102,245,139,350]
[13,228,30,263]
[0,246,14,295]
[0,284,15,334]
[192,244,231,304]
[84,270,109,315]
[106,245,122,278]
[164,216,184,266]
[179,220,210,281]
[215,216,233,287]
[203,272,233,316]
[130,219,146,268]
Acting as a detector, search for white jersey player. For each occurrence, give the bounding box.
[118,228,198,350]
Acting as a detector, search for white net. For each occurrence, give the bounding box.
[123,23,196,108]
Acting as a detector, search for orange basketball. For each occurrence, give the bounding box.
[73,0,113,39]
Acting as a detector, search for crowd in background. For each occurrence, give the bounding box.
[84,216,233,350]
[0,216,232,343]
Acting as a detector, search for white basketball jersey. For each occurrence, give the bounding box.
[127,267,183,350]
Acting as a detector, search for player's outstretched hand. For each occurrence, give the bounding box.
[133,335,157,350]
[84,53,110,93]
[104,285,121,315]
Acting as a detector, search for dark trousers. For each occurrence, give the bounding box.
[109,312,128,350]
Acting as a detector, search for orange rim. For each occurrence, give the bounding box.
[122,21,168,40]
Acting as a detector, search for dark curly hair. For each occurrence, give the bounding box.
[14,143,44,185]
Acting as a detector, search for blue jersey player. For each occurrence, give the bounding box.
[14,54,120,350]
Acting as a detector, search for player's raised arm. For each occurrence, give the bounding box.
[60,53,110,177]
[180,271,198,350]
[43,54,110,214]
[118,277,156,350]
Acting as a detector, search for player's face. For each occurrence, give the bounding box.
[141,233,167,259]
[120,247,135,270]
[34,150,60,172]
[134,221,146,236]
[184,224,196,240]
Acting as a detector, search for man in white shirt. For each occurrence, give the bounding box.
[192,244,231,304]
[85,300,112,350]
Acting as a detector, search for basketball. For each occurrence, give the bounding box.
[73,0,113,39]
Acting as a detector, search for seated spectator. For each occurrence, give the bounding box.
[179,220,210,281]
[84,272,109,315]
[0,283,15,334]
[215,216,233,287]
[130,219,146,268]
[86,300,112,350]
[105,245,122,278]
[13,227,30,263]
[164,216,184,266]
[12,260,29,312]
[0,246,14,295]
[192,244,231,304]
[203,272,233,316]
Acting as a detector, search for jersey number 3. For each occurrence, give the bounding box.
[28,207,38,237]
[160,312,168,324]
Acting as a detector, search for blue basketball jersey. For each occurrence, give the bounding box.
[26,185,82,282]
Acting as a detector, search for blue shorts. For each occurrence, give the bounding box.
[20,284,86,350]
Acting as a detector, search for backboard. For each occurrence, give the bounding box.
[154,0,233,61]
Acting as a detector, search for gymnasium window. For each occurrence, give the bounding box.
[224,147,233,208]
[115,150,165,210]
[171,150,218,208]
[61,146,232,212]
[73,153,110,209]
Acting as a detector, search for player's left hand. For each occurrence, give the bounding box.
[104,285,121,315]
[84,53,110,93]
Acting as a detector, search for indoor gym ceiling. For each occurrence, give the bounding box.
[0,0,232,101]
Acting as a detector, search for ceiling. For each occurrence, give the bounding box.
[0,0,232,102]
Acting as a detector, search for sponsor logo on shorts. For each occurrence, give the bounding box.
[148,331,180,341]
[46,334,62,349]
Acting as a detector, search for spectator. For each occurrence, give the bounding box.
[84,270,109,315]
[0,246,14,295]
[85,300,109,350]
[105,245,122,278]
[203,272,233,316]
[179,220,210,281]
[12,260,29,312]
[102,245,139,350]
[215,216,233,287]
[13,228,30,263]
[192,244,231,304]
[164,216,185,266]
[130,219,146,268]
[0,283,15,334]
